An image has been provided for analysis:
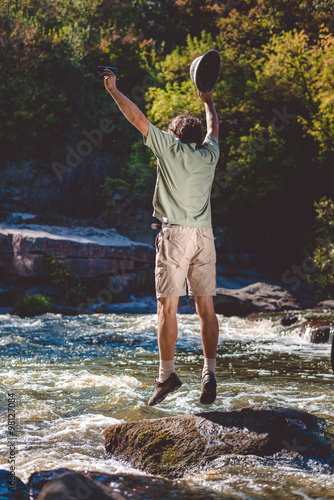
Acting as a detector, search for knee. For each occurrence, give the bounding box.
[197,308,216,323]
[157,298,178,319]
[195,297,216,320]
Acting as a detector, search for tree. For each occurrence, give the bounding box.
[306,197,334,297]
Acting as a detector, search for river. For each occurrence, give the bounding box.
[1,309,334,499]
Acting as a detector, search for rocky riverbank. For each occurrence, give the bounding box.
[0,222,155,314]
[0,219,332,316]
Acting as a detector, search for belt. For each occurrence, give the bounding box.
[151,222,181,230]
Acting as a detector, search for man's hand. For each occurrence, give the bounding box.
[102,68,149,137]
[198,90,214,103]
[103,69,117,94]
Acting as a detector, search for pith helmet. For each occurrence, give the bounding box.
[190,49,221,94]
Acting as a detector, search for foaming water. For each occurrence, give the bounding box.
[0,310,334,498]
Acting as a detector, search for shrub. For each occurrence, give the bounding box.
[13,294,54,317]
[43,253,87,305]
[306,197,334,297]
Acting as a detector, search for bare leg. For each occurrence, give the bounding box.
[195,295,219,404]
[157,296,179,360]
[195,296,219,359]
[148,296,182,405]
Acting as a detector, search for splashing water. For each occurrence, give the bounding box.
[0,310,334,499]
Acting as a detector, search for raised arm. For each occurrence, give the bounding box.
[104,69,149,138]
[198,91,219,141]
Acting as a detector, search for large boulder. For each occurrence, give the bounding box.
[103,405,334,479]
[0,224,155,295]
[35,470,125,500]
[28,469,217,500]
[212,282,300,316]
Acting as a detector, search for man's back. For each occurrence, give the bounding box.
[145,123,219,227]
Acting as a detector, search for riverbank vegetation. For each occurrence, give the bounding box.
[0,0,333,295]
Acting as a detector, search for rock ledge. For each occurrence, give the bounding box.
[103,405,334,479]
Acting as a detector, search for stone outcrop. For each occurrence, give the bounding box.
[301,321,333,344]
[317,300,334,310]
[26,468,216,500]
[212,282,300,316]
[0,224,155,296]
[103,405,334,479]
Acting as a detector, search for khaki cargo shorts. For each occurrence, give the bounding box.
[155,225,216,298]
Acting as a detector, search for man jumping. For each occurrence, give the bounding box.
[103,67,219,406]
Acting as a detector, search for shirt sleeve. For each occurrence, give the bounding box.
[144,122,176,157]
[199,133,220,164]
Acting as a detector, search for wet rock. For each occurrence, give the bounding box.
[310,326,331,344]
[212,282,300,316]
[0,469,28,499]
[28,468,217,500]
[34,470,124,500]
[103,405,334,479]
[301,321,333,343]
[281,315,298,326]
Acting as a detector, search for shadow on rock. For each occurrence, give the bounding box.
[103,405,334,479]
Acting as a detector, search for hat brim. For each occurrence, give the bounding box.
[191,50,221,94]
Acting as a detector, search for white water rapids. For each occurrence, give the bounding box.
[0,310,333,499]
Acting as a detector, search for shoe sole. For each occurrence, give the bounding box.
[200,379,216,405]
[148,381,182,406]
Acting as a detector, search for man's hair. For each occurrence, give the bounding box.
[167,113,204,148]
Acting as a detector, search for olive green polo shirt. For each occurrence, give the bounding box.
[144,122,219,227]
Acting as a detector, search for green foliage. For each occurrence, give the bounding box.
[14,294,54,317]
[216,124,287,209]
[306,197,334,297]
[0,0,147,159]
[101,139,156,222]
[256,28,334,161]
[44,253,87,305]
[0,0,333,276]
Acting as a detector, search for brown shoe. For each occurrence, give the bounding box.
[148,372,182,406]
[200,371,216,405]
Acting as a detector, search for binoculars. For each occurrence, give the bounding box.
[97,66,120,80]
